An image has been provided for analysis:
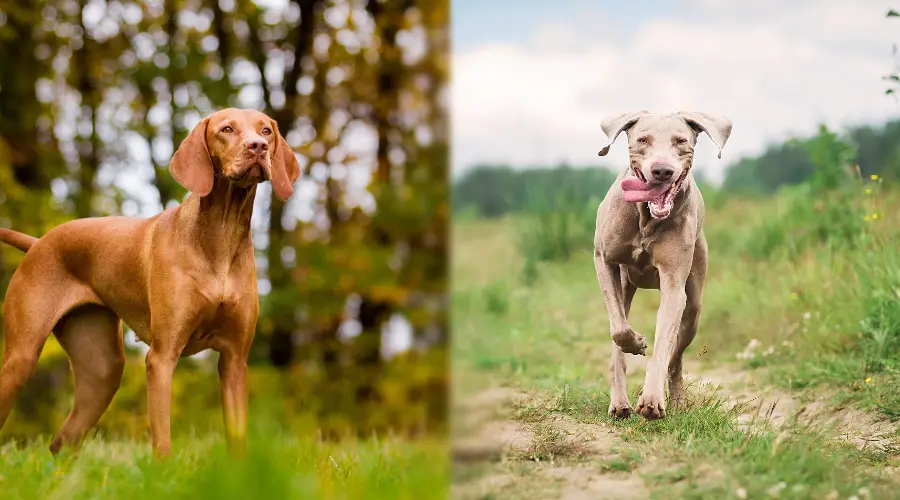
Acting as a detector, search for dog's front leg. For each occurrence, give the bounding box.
[146,341,184,459]
[637,267,690,420]
[218,348,249,457]
[594,247,647,355]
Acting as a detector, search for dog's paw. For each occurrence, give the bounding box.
[636,393,666,420]
[611,328,648,355]
[608,402,633,419]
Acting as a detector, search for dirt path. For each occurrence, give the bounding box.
[452,356,899,499]
[452,386,649,500]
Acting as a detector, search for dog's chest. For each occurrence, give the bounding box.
[601,228,652,267]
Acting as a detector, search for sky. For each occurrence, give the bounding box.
[451,0,900,182]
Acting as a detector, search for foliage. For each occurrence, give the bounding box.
[742,126,870,259]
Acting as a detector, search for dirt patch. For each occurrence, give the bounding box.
[554,465,648,500]
[453,386,650,499]
[685,362,899,453]
[453,419,534,462]
[452,385,535,462]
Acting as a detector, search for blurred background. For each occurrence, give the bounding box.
[0,0,448,443]
[451,1,900,498]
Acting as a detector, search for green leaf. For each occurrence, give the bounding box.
[888,9,900,17]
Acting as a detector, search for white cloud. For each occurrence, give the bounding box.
[452,0,900,182]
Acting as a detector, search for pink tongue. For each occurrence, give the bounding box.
[620,178,670,203]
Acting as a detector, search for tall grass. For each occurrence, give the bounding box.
[0,427,448,500]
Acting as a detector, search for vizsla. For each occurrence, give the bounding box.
[594,111,732,420]
[0,108,300,457]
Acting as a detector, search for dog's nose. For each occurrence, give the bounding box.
[651,163,674,183]
[246,138,269,153]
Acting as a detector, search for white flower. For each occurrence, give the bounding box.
[767,481,787,497]
[735,487,748,499]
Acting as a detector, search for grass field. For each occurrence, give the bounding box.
[0,350,448,499]
[451,183,900,499]
[0,424,448,499]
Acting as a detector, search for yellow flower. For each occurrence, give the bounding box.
[871,174,879,180]
[790,292,798,300]
[873,213,879,220]
[865,188,872,195]
[865,377,872,384]
[864,215,871,221]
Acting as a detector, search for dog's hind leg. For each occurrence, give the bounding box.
[608,277,638,418]
[667,237,707,410]
[50,305,124,454]
[0,286,60,434]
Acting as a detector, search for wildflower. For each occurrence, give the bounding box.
[865,377,872,384]
[873,213,879,220]
[871,174,879,180]
[802,312,811,320]
[790,292,799,300]
[735,487,748,499]
[866,188,872,195]
[767,481,787,497]
[864,215,871,221]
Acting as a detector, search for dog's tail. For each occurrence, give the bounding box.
[0,228,38,253]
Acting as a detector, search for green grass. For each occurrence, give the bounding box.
[452,181,900,498]
[0,427,448,500]
[518,386,893,498]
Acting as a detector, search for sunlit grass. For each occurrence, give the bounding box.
[0,427,448,500]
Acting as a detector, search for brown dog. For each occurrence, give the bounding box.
[0,108,300,457]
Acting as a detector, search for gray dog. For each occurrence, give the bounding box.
[593,111,732,420]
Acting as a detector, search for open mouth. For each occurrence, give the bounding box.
[620,168,687,219]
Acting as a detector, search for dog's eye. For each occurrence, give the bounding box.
[221,126,234,133]
[637,137,650,145]
[675,137,688,145]
[261,127,272,135]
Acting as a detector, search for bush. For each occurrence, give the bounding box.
[517,189,598,263]
[742,126,874,259]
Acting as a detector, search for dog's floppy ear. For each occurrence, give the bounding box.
[270,121,301,202]
[676,112,733,159]
[169,117,214,196]
[598,110,650,156]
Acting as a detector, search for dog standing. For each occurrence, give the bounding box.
[593,111,732,420]
[0,108,300,457]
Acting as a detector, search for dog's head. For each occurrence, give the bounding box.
[168,108,301,201]
[598,111,732,219]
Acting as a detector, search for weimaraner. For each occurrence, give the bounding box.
[0,108,300,457]
[594,111,732,420]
